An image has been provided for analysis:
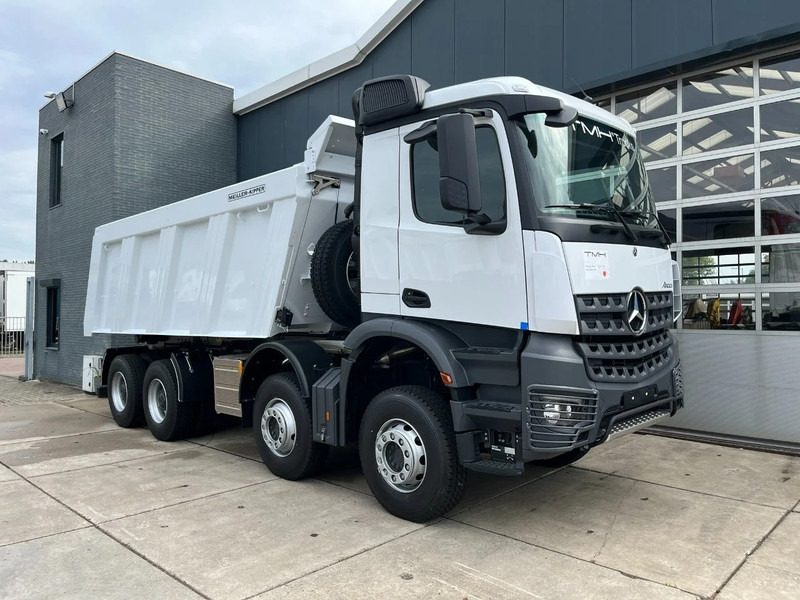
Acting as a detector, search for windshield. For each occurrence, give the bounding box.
[515,113,660,229]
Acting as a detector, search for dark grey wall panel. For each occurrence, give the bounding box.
[563,0,632,88]
[283,90,310,166]
[308,76,340,133]
[505,0,564,89]
[237,115,259,182]
[455,0,505,81]
[251,102,285,177]
[372,19,413,76]
[712,0,800,45]
[411,0,455,87]
[633,0,713,69]
[114,56,236,220]
[36,54,235,384]
[238,0,800,179]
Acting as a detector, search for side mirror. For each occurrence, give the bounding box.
[545,105,578,128]
[437,113,481,215]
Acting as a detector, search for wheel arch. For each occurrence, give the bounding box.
[340,318,471,443]
[102,347,153,387]
[343,318,470,388]
[240,340,335,405]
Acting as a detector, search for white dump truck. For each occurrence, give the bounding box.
[85,75,684,522]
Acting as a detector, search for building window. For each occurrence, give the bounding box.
[50,134,64,208]
[42,280,61,348]
[605,46,800,332]
[411,126,506,226]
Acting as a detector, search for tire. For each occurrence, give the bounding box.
[311,220,360,328]
[142,359,195,441]
[253,373,329,479]
[532,446,590,468]
[107,355,147,428]
[359,386,466,522]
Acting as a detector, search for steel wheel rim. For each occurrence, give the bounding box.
[346,251,360,299]
[110,372,128,413]
[261,398,297,457]
[374,418,427,493]
[147,379,168,424]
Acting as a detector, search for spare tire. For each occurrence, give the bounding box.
[311,220,361,328]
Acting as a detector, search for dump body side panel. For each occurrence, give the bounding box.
[84,176,355,339]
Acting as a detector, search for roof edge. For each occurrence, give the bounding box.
[40,50,233,111]
[233,0,423,116]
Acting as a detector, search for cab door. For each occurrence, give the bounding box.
[397,112,528,329]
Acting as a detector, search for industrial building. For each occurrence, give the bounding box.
[36,0,800,449]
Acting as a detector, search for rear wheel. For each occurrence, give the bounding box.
[311,220,360,328]
[253,373,328,479]
[359,386,466,522]
[107,355,146,428]
[143,359,195,441]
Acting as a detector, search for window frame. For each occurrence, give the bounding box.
[599,45,800,333]
[409,122,508,229]
[49,133,64,209]
[41,279,61,349]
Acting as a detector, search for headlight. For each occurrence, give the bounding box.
[542,402,573,426]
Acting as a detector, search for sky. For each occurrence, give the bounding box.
[0,0,397,262]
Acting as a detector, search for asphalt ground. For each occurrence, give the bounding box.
[1,357,799,599]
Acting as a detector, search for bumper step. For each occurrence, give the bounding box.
[608,409,671,440]
[462,459,523,476]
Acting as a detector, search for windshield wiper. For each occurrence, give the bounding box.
[616,183,671,244]
[620,208,671,244]
[546,203,638,242]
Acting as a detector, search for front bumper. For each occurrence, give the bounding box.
[520,331,683,462]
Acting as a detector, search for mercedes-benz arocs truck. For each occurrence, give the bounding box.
[84,75,684,522]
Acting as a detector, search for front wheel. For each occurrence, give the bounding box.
[253,373,328,479]
[359,386,466,522]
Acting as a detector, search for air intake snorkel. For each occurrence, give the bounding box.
[349,75,430,261]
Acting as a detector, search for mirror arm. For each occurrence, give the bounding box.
[403,120,437,144]
[464,217,506,235]
[459,108,494,119]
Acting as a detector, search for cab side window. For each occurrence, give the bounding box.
[411,126,506,226]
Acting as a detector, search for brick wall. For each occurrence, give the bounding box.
[35,53,236,385]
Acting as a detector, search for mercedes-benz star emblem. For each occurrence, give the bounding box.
[626,289,648,336]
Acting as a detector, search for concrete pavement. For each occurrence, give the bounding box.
[1,363,799,599]
[0,356,23,379]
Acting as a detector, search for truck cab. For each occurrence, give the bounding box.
[331,75,683,517]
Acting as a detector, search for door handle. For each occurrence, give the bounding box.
[402,288,431,309]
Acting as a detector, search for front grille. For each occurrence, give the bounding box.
[576,291,673,337]
[645,292,673,331]
[576,329,674,382]
[528,389,598,451]
[575,291,674,382]
[673,364,684,397]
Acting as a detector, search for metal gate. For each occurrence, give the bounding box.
[0,316,25,357]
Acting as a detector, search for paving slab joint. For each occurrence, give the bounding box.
[707,507,793,600]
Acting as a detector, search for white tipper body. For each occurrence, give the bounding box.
[85,77,672,340]
[84,117,355,338]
